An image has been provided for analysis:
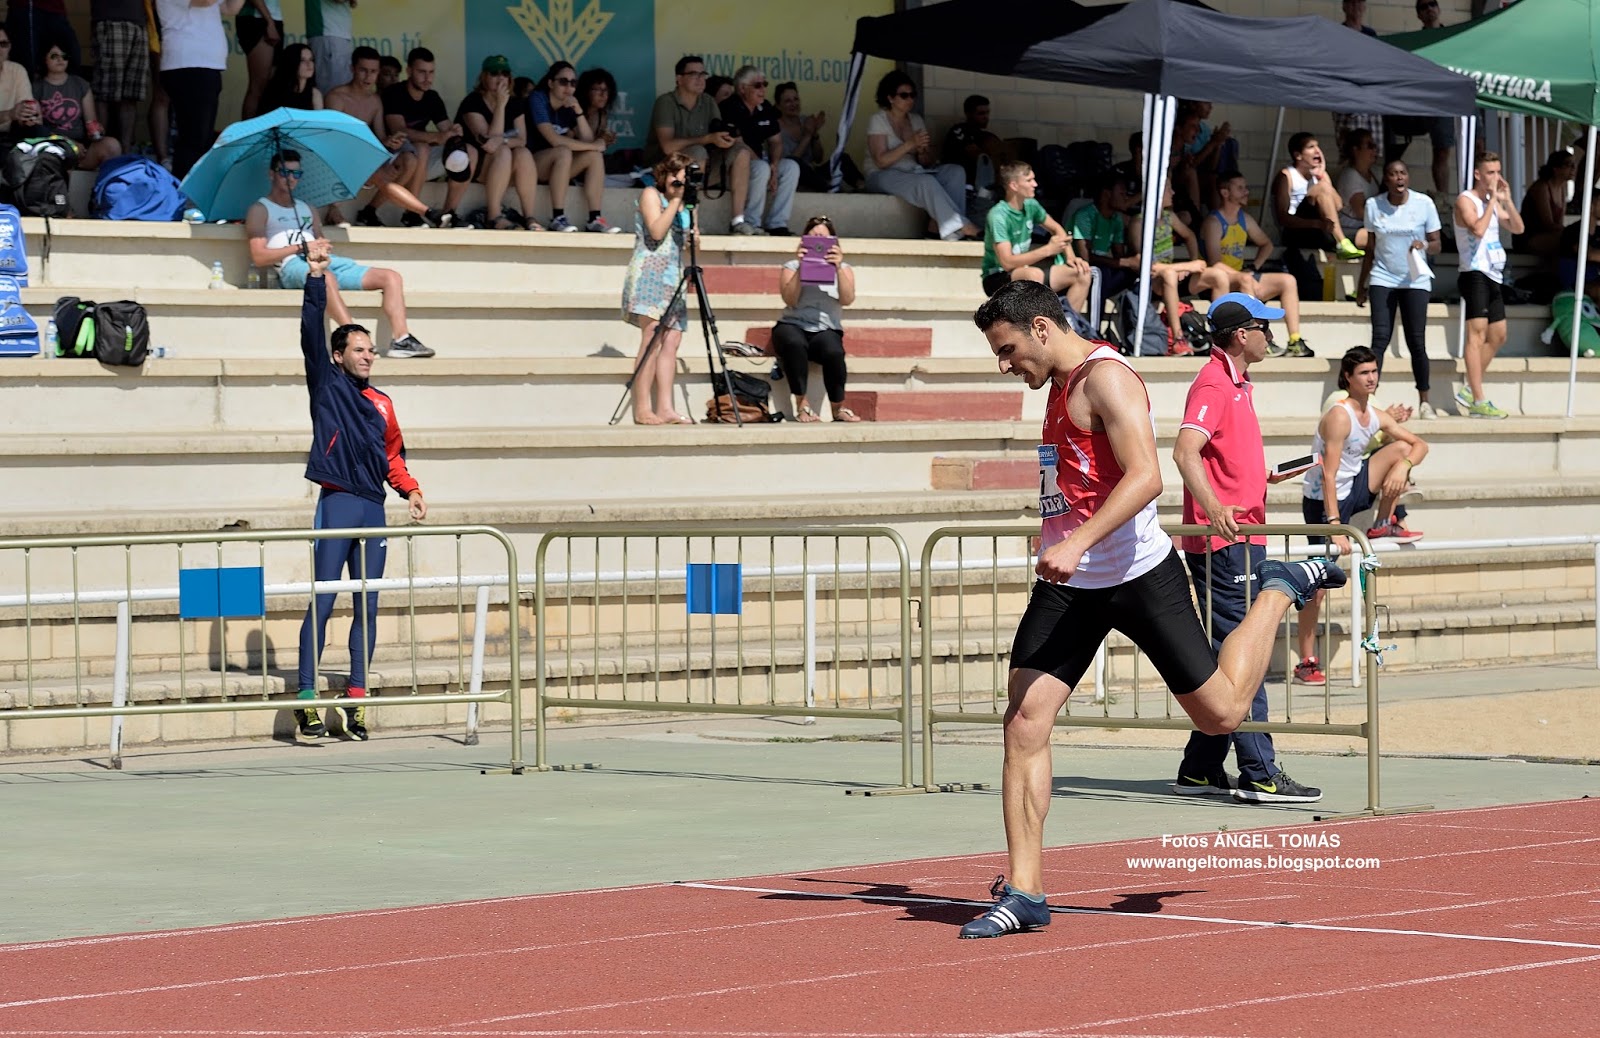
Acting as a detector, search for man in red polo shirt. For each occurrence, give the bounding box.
[1170,293,1322,804]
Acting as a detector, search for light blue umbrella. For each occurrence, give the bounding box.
[179,108,391,222]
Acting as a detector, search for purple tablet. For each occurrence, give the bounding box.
[799,235,837,283]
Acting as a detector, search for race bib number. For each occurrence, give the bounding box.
[1486,240,1506,276]
[1038,445,1067,518]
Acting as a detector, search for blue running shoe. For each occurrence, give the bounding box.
[959,875,1051,938]
[1257,558,1348,610]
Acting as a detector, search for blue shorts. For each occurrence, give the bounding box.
[279,254,370,292]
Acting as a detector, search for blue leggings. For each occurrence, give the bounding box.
[297,491,388,692]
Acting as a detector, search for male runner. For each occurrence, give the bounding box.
[960,281,1345,939]
[293,240,427,741]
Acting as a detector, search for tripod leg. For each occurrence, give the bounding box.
[688,263,745,427]
[610,268,694,426]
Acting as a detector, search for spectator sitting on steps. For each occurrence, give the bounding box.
[31,39,121,170]
[246,149,434,359]
[325,46,447,229]
[1273,131,1364,264]
[981,160,1092,316]
[1201,170,1312,357]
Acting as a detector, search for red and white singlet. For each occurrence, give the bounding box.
[1038,344,1171,589]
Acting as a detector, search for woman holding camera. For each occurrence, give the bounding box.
[621,152,696,424]
[773,216,860,422]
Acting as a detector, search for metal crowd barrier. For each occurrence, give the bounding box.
[918,522,1413,815]
[0,526,524,771]
[533,526,914,788]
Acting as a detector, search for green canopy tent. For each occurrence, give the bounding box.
[1389,0,1600,416]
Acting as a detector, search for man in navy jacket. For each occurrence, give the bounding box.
[295,242,427,740]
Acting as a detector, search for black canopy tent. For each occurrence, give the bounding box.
[830,0,1477,342]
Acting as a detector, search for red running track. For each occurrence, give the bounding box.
[2,799,1598,1037]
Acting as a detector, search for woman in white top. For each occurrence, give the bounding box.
[157,0,245,178]
[1334,128,1381,240]
[1296,346,1429,675]
[1355,160,1442,416]
[863,70,977,242]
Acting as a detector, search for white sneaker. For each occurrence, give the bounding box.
[1418,402,1438,420]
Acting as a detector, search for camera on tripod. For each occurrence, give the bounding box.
[681,162,705,207]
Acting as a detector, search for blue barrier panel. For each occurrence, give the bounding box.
[685,563,742,615]
[179,566,266,619]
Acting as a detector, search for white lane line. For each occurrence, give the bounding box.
[0,904,886,1011]
[677,882,1600,951]
[1066,952,1600,1031]
[0,883,673,955]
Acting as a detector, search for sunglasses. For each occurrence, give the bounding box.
[680,70,707,78]
[894,90,917,99]
[1250,321,1275,337]
[276,168,305,179]
[751,80,768,88]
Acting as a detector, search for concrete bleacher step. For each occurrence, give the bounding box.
[737,326,932,357]
[844,390,1023,423]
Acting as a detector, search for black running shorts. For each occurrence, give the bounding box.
[1458,270,1506,323]
[1010,549,1218,695]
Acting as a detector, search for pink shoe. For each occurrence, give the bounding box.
[1293,657,1327,685]
[1367,519,1423,544]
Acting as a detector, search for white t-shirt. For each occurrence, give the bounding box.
[1455,191,1506,284]
[1364,190,1441,291]
[1305,400,1381,503]
[157,0,230,72]
[258,196,315,269]
[866,110,926,174]
[1335,165,1380,237]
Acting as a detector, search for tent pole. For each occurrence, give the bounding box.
[1455,113,1475,378]
[827,51,867,192]
[1565,124,1597,418]
[1260,106,1285,228]
[1134,94,1173,353]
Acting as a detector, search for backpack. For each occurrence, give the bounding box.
[1108,289,1168,357]
[0,203,27,284]
[0,275,39,355]
[92,300,150,366]
[91,155,188,221]
[1167,300,1212,355]
[2,136,80,217]
[53,295,97,357]
[705,369,775,423]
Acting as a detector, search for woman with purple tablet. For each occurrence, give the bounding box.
[772,215,861,422]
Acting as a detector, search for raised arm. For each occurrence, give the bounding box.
[300,242,331,390]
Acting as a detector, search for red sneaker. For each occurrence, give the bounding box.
[1293,657,1327,685]
[1367,519,1423,544]
[1168,339,1195,357]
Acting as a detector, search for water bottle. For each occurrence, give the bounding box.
[182,206,205,224]
[209,260,225,289]
[44,317,57,358]
[247,266,261,290]
[264,265,280,290]
[150,347,173,359]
